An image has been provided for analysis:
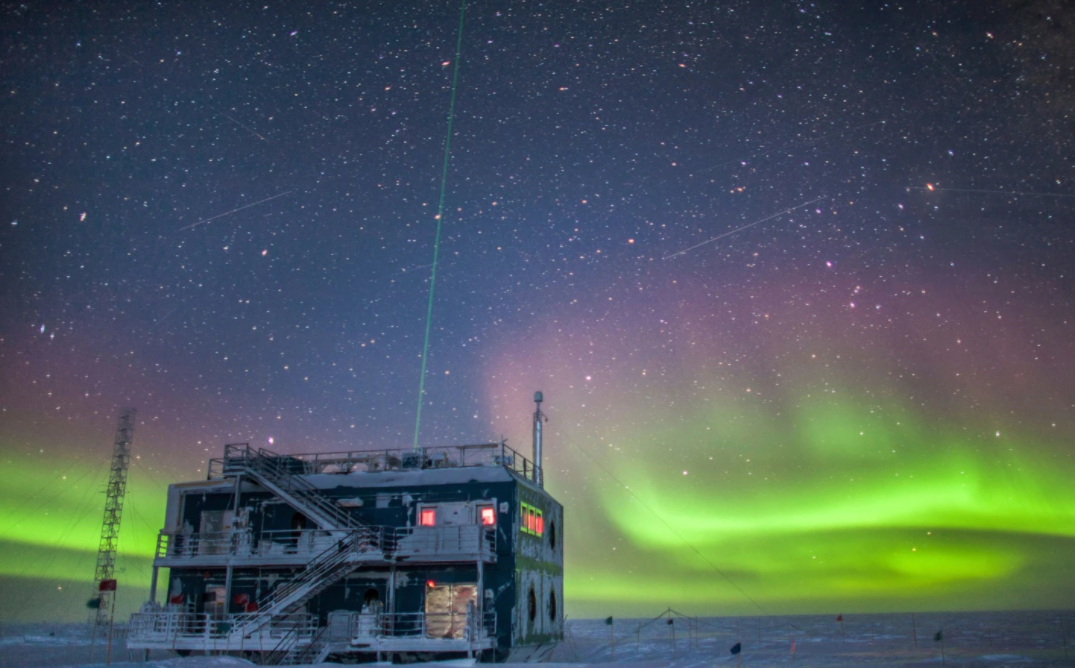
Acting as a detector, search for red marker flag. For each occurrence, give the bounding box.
[98,579,117,592]
[836,614,843,622]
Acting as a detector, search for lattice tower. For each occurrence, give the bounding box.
[89,408,136,630]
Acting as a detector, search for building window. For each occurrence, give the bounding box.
[528,585,537,623]
[419,507,436,527]
[521,503,544,536]
[549,589,557,622]
[478,505,496,526]
[549,520,557,550]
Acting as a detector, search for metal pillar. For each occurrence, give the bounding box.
[477,558,484,651]
[224,564,233,616]
[388,566,396,614]
[149,567,159,603]
[532,392,545,488]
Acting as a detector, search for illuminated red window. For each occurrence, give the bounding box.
[520,502,544,536]
[480,506,496,526]
[419,508,436,527]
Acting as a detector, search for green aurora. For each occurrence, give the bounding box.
[553,393,1075,615]
[484,273,1075,617]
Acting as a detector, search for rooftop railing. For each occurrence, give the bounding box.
[208,441,540,484]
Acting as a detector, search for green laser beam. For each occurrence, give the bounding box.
[413,0,467,451]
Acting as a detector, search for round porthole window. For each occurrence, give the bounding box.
[528,585,537,623]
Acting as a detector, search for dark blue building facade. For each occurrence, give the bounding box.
[128,440,563,664]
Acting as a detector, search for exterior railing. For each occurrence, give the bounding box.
[389,524,496,561]
[208,441,540,483]
[350,610,497,642]
[220,443,364,531]
[156,528,356,560]
[127,610,495,651]
[127,610,316,645]
[156,525,495,563]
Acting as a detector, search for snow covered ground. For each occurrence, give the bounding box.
[0,611,1071,667]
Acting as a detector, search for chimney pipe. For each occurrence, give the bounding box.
[532,391,545,488]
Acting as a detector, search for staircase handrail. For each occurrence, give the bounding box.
[227,530,374,636]
[278,624,329,665]
[221,444,362,531]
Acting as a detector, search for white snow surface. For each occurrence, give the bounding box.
[0,611,1071,667]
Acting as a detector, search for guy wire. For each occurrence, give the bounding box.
[413,0,467,451]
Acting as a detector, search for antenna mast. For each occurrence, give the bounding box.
[533,391,545,488]
[89,408,136,642]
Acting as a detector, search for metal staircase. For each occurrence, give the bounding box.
[218,445,381,649]
[221,444,363,531]
[278,625,331,665]
[228,529,381,641]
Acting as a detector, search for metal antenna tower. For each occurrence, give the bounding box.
[89,408,136,638]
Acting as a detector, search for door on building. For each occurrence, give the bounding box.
[424,583,477,639]
[199,510,232,555]
[289,512,307,552]
[205,585,227,621]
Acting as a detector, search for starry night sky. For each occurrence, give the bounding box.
[2,0,1075,622]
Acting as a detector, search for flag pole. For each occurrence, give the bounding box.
[670,617,675,657]
[106,587,116,666]
[911,612,917,648]
[610,618,614,660]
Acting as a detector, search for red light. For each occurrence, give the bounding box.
[480,507,496,526]
[419,508,436,527]
[427,580,436,588]
[535,515,544,536]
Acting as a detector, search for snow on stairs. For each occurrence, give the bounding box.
[218,445,376,654]
[276,625,331,665]
[228,529,380,641]
[221,443,363,531]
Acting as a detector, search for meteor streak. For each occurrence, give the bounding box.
[220,112,267,141]
[664,196,826,260]
[179,191,294,231]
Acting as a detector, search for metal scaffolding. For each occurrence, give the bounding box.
[89,408,136,651]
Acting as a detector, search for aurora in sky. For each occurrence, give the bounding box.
[2,0,1075,622]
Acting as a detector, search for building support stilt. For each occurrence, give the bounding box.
[149,566,159,603]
